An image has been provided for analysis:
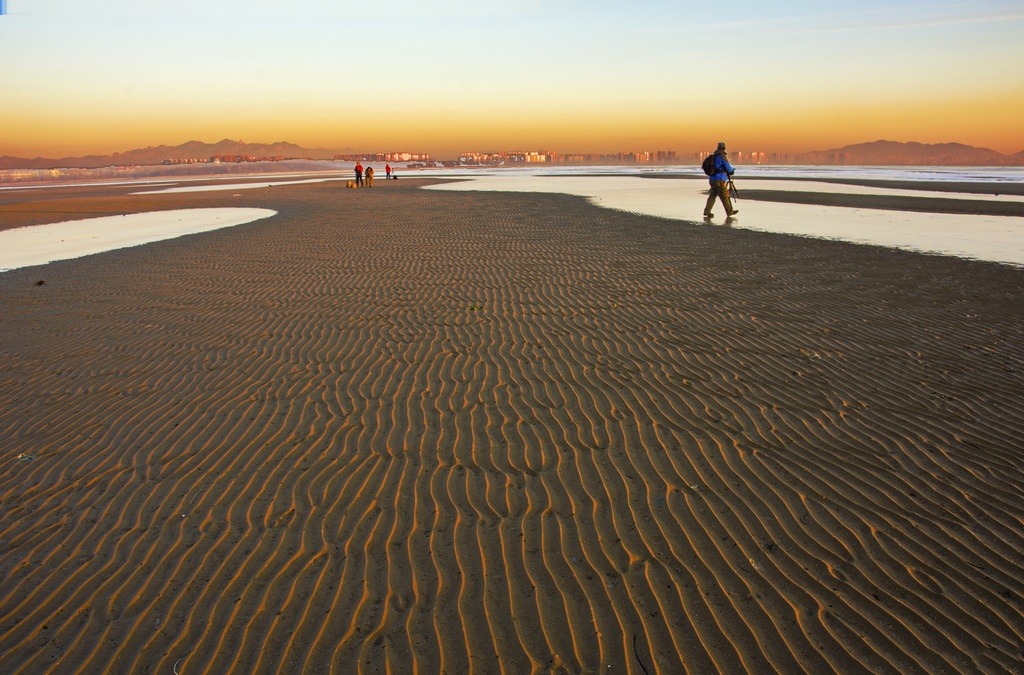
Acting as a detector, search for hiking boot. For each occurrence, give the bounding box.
[703,212,713,218]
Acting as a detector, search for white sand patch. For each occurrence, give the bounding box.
[0,180,179,192]
[736,179,1024,203]
[427,175,1024,266]
[0,207,277,272]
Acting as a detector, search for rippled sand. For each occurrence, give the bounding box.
[1,179,1022,673]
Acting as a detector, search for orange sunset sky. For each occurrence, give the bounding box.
[2,0,1023,159]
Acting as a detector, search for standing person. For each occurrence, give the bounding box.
[365,166,374,187]
[703,142,738,218]
[355,161,364,187]
[385,163,392,180]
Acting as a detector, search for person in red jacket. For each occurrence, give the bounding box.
[355,162,364,187]
[385,163,392,180]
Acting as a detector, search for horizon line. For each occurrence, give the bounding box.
[5,137,1023,159]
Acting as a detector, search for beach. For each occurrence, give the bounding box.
[427,170,1024,266]
[1,177,1023,673]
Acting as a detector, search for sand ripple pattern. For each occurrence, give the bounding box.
[2,183,1023,673]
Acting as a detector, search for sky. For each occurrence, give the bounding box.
[2,0,1023,159]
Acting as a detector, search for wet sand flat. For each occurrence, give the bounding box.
[427,174,1024,267]
[730,188,1024,218]
[1,179,1023,673]
[0,208,278,271]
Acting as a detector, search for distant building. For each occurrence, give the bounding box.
[334,152,430,162]
[460,150,556,165]
[559,153,595,163]
[161,157,210,165]
[386,152,430,162]
[458,148,690,166]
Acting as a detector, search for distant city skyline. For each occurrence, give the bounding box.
[2,1,1023,158]
[4,138,1020,175]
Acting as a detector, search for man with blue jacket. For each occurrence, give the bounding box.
[704,141,738,218]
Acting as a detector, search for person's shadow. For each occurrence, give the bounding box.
[703,215,734,228]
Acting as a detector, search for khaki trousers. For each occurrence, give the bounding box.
[704,180,734,216]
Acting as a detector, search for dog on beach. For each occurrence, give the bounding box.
[347,181,357,188]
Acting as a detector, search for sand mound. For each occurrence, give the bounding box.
[1,181,1022,672]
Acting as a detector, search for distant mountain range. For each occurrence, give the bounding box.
[0,139,346,170]
[1,139,1022,169]
[801,140,1024,166]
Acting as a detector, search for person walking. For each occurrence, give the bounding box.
[703,142,738,218]
[365,166,374,187]
[355,161,364,187]
[385,163,392,180]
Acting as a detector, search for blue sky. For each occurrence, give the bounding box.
[2,1,1023,157]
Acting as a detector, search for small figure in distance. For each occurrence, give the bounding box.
[365,166,375,187]
[355,161,364,187]
[385,163,392,180]
[703,142,738,218]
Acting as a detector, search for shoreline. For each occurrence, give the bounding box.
[1,180,1022,672]
[734,188,1024,217]
[638,172,1024,196]
[3,172,1024,268]
[0,208,277,271]
[427,175,1024,266]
